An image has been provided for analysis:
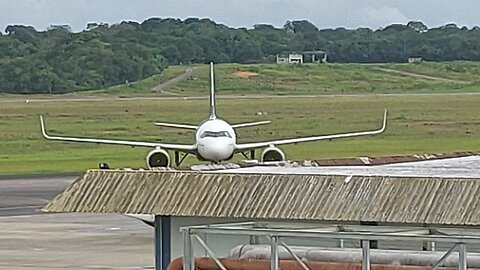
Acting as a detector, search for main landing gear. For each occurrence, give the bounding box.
[240,150,256,160]
[174,151,189,167]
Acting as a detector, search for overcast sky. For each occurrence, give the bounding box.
[1,0,479,32]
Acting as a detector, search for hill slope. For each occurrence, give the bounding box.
[98,61,480,96]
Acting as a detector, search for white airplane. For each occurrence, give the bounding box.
[40,63,387,168]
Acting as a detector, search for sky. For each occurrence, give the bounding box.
[0,0,479,32]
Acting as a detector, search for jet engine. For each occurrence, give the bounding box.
[146,148,170,169]
[260,146,286,162]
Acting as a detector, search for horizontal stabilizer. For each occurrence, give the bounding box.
[231,121,271,129]
[155,122,198,130]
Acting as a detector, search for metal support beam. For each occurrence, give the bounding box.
[458,244,467,270]
[431,244,458,270]
[186,226,480,244]
[193,234,227,270]
[271,236,279,270]
[183,229,194,270]
[362,240,371,270]
[280,239,311,270]
[360,221,378,249]
[154,215,171,270]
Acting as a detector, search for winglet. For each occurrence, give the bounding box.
[380,109,388,133]
[39,115,50,139]
[209,62,217,120]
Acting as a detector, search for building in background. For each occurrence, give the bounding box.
[277,50,327,64]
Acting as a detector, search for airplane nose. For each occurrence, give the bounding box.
[199,139,234,161]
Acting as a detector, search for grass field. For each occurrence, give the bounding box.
[1,61,480,175]
[85,61,480,97]
[1,93,480,175]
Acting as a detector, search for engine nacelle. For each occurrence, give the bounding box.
[146,148,171,169]
[260,146,286,162]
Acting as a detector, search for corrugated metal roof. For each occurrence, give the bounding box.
[44,170,480,226]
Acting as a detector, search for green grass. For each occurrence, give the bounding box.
[1,94,480,175]
[3,61,480,100]
[2,61,480,175]
[84,65,192,95]
[118,61,480,96]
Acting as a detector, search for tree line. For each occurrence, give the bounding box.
[1,18,479,94]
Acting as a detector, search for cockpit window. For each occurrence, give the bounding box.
[200,131,232,138]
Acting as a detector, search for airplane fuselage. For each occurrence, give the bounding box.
[195,118,236,161]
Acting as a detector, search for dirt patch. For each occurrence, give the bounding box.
[233,71,259,78]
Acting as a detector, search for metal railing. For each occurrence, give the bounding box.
[180,222,476,270]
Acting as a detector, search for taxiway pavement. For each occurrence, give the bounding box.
[0,174,154,270]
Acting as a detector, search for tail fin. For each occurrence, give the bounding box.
[209,62,217,119]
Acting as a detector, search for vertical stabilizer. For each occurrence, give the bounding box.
[209,62,217,119]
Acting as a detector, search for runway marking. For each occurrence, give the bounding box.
[2,92,480,103]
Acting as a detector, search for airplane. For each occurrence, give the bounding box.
[39,63,388,169]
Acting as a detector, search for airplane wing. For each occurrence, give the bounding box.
[235,110,387,152]
[155,122,198,130]
[40,115,196,152]
[231,121,271,129]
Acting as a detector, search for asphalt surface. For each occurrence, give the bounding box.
[0,174,154,270]
[0,175,77,217]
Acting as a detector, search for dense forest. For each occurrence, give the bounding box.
[1,18,480,94]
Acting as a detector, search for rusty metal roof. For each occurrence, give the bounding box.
[44,170,480,227]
